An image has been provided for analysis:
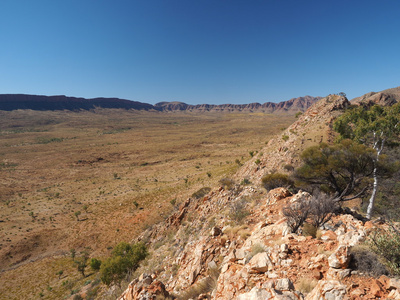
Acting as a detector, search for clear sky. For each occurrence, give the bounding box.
[1,0,400,105]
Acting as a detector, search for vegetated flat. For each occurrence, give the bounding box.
[0,108,295,299]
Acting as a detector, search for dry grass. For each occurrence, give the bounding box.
[295,277,318,295]
[0,109,295,298]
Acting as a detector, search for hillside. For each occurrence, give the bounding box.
[2,90,400,299]
[115,95,400,300]
[351,85,400,106]
[0,94,320,113]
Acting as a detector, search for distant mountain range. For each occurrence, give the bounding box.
[0,94,321,113]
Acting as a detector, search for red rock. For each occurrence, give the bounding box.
[364,221,374,229]
[312,269,323,280]
[370,279,384,297]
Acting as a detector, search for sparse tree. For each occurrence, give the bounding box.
[74,211,81,221]
[75,251,89,277]
[295,139,376,202]
[334,103,400,218]
[282,197,311,233]
[309,191,338,228]
[100,242,148,286]
[90,258,102,271]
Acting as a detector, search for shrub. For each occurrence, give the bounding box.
[295,112,303,118]
[229,198,250,223]
[368,226,400,275]
[302,223,317,238]
[100,242,148,286]
[240,178,251,185]
[349,245,389,276]
[261,173,293,190]
[250,243,265,257]
[282,198,311,233]
[309,191,337,228]
[219,178,235,190]
[283,164,294,172]
[74,251,89,277]
[295,277,317,294]
[191,187,211,199]
[175,264,220,300]
[90,258,102,271]
[282,135,289,142]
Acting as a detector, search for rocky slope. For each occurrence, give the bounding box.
[351,86,400,106]
[114,95,400,300]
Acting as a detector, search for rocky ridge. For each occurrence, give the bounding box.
[351,86,400,107]
[236,94,349,183]
[115,95,400,299]
[0,94,320,113]
[155,96,321,114]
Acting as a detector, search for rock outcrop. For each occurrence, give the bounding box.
[351,85,400,107]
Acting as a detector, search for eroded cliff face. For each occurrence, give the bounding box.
[155,96,321,113]
[117,95,400,300]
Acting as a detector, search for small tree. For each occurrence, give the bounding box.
[368,224,400,275]
[74,251,89,277]
[262,173,293,191]
[74,211,81,221]
[309,191,338,228]
[100,242,148,286]
[89,258,102,271]
[282,198,311,233]
[334,103,400,218]
[295,140,375,202]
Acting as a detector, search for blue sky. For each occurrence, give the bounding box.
[1,1,400,105]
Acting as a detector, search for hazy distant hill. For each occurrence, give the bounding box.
[0,94,320,113]
[0,94,155,111]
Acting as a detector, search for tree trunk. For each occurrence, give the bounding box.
[366,165,378,219]
[366,138,384,220]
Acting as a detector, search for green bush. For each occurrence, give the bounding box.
[229,198,250,223]
[261,173,293,190]
[219,178,235,190]
[368,227,400,275]
[295,112,303,118]
[89,258,102,271]
[192,187,211,199]
[100,242,148,286]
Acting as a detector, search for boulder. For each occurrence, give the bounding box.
[328,245,350,269]
[305,280,346,300]
[237,287,273,300]
[248,252,272,273]
[210,226,222,236]
[118,278,169,300]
